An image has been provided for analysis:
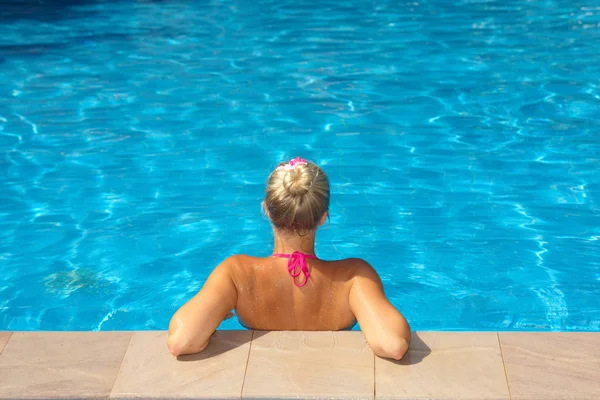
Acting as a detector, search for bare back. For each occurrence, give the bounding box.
[230,255,358,331]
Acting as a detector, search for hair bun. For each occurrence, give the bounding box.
[265,158,330,231]
[284,167,311,196]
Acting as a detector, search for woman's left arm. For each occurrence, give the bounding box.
[167,257,238,356]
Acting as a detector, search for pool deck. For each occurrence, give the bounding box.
[0,331,598,399]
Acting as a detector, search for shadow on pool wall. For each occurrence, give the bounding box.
[0,0,174,65]
[1,0,94,22]
[0,0,169,23]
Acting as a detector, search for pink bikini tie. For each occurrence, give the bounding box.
[272,251,317,287]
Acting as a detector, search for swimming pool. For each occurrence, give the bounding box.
[1,0,599,331]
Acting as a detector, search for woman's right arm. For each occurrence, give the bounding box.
[167,257,238,356]
[348,259,411,360]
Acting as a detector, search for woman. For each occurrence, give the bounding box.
[168,157,411,359]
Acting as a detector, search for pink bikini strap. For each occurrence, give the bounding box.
[272,251,317,287]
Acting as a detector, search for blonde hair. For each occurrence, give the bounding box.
[265,159,330,232]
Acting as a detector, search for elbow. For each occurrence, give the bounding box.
[374,337,410,360]
[167,333,185,357]
[167,315,192,357]
[388,337,410,360]
[167,332,210,357]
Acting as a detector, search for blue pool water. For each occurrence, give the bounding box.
[1,0,599,332]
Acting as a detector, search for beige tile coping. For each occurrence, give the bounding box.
[243,331,374,400]
[500,332,600,400]
[0,330,598,400]
[111,331,252,399]
[376,332,509,400]
[0,331,132,399]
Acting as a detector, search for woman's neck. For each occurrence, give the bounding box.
[272,229,317,256]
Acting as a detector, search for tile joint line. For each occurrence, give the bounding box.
[0,331,14,356]
[372,349,376,400]
[108,332,134,397]
[497,332,512,400]
[240,330,255,400]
